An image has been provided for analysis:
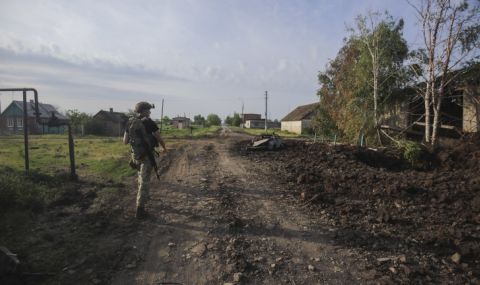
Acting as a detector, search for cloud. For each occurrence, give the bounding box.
[0,0,423,120]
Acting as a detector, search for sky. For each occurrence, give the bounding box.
[0,0,423,120]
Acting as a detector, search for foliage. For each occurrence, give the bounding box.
[206,114,221,126]
[316,11,409,145]
[193,114,206,126]
[401,140,422,166]
[66,109,91,134]
[224,112,241,127]
[312,105,338,139]
[408,0,480,146]
[0,167,66,213]
[162,116,171,125]
[66,109,108,136]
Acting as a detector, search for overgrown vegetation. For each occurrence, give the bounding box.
[316,11,408,145]
[315,1,480,148]
[401,140,422,166]
[0,167,67,213]
[224,112,242,127]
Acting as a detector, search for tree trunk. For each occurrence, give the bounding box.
[431,85,445,147]
[431,100,440,147]
[424,83,431,143]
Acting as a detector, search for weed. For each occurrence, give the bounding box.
[401,140,422,166]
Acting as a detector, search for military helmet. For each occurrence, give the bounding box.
[134,102,154,113]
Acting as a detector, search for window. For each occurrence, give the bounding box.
[17,118,23,128]
[7,118,14,127]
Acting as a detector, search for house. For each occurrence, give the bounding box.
[244,119,279,129]
[240,113,261,128]
[171,117,191,129]
[0,100,67,134]
[93,108,128,136]
[281,103,319,134]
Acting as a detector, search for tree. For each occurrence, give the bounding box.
[206,114,221,126]
[193,114,205,126]
[317,12,408,144]
[351,12,409,141]
[66,109,91,135]
[408,0,480,146]
[224,116,233,125]
[162,116,171,125]
[231,112,242,127]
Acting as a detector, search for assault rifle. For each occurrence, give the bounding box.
[135,129,160,180]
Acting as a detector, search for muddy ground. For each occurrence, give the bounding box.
[1,130,479,284]
[235,134,480,284]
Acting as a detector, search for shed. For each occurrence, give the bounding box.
[93,108,128,136]
[281,103,319,134]
[171,117,191,129]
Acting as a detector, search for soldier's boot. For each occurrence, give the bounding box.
[135,206,147,219]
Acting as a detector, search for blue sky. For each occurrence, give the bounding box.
[0,0,422,120]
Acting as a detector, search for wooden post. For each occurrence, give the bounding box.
[67,124,77,180]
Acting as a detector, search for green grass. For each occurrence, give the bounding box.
[229,126,302,138]
[0,128,220,181]
[160,125,221,138]
[0,135,135,181]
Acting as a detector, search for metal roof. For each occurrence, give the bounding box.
[9,100,67,119]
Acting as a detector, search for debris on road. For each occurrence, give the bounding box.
[246,134,284,151]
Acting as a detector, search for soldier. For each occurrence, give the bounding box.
[123,102,167,219]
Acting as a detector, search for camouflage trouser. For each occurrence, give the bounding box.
[136,158,153,209]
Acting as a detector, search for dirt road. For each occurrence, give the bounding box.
[111,129,367,285]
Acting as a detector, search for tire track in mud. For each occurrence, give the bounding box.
[112,136,366,284]
[208,139,364,284]
[112,142,225,285]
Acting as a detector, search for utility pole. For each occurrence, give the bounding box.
[160,98,164,133]
[264,91,268,131]
[241,101,244,128]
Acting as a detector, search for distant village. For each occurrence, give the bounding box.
[0,99,320,136]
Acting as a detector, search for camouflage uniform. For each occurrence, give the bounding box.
[126,102,159,218]
[135,156,153,210]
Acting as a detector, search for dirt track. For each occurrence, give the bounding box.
[111,129,369,284]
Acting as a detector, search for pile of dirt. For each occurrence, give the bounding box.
[437,133,480,170]
[234,138,480,283]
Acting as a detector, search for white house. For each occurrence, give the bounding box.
[281,103,319,134]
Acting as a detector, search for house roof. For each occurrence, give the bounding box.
[5,100,67,119]
[172,117,190,121]
[93,110,128,123]
[281,102,319,121]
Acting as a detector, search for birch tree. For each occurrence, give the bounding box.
[317,13,408,144]
[408,0,480,146]
[351,11,409,142]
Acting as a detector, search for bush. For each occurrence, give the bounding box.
[402,140,422,166]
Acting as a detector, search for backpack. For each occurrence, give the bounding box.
[127,116,152,161]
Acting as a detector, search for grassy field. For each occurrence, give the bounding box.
[0,125,221,181]
[0,135,135,181]
[229,126,303,138]
[160,124,221,138]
